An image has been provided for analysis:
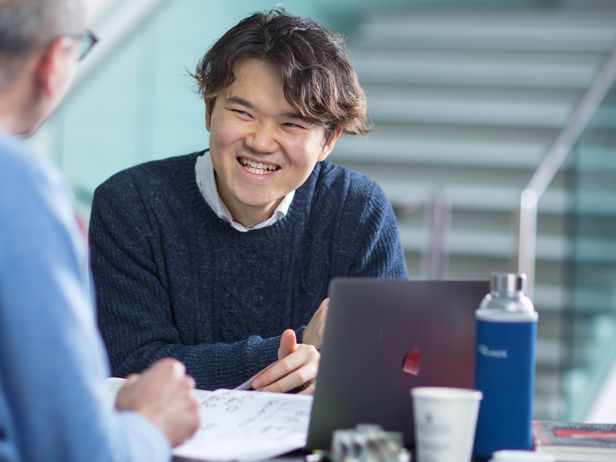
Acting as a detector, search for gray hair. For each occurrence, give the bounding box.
[0,0,84,87]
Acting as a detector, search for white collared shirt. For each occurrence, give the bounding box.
[195,153,295,232]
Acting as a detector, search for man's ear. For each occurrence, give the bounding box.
[35,37,73,97]
[318,127,343,162]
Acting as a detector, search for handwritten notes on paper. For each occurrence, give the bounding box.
[105,378,312,461]
[175,389,312,461]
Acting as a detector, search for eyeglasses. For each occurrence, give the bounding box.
[66,30,99,61]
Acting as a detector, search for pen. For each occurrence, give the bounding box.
[234,360,279,391]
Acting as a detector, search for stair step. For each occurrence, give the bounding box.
[575,192,616,215]
[399,227,616,263]
[535,285,566,312]
[339,171,615,216]
[353,49,602,89]
[357,12,616,52]
[374,182,569,215]
[359,124,560,141]
[537,337,565,366]
[576,145,616,171]
[588,106,616,129]
[366,88,573,128]
[534,394,565,420]
[398,227,568,260]
[341,132,566,172]
[334,133,547,168]
[535,284,616,313]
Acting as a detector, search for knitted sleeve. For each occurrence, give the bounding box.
[89,171,280,390]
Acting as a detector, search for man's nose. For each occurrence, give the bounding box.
[245,121,278,153]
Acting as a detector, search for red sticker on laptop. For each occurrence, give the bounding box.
[403,347,421,376]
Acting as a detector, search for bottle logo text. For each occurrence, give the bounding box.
[478,344,508,359]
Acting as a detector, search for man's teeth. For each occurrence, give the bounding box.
[239,158,279,174]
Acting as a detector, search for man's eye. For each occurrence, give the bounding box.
[283,122,305,129]
[232,109,251,118]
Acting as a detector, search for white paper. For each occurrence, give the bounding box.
[105,378,312,461]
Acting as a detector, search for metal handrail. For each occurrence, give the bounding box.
[517,44,616,298]
[424,189,450,279]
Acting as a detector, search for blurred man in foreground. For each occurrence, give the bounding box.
[0,0,200,460]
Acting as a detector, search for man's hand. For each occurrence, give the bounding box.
[115,358,200,447]
[302,298,329,350]
[251,329,319,395]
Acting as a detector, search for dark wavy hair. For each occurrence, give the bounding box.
[193,8,371,136]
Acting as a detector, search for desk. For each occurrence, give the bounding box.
[175,453,306,462]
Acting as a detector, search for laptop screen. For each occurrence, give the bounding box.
[306,278,489,449]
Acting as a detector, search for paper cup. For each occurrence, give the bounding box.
[411,387,482,462]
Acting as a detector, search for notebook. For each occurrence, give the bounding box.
[306,278,489,449]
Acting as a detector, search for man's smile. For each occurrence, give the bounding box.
[237,157,281,175]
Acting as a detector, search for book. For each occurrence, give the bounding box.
[106,377,312,461]
[533,420,616,462]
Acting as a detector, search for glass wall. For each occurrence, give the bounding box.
[562,82,616,420]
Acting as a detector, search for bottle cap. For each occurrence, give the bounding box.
[491,273,526,294]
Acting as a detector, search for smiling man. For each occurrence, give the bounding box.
[207,58,338,230]
[89,8,408,394]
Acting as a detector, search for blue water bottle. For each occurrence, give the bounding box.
[473,273,538,461]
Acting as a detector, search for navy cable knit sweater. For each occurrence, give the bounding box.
[89,151,408,389]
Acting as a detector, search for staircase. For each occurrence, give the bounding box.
[331,7,616,419]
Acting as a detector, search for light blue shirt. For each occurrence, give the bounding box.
[0,129,170,461]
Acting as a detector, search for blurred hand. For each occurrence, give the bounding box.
[251,329,319,395]
[302,298,329,350]
[115,358,200,447]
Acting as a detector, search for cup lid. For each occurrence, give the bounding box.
[489,450,554,462]
[410,387,482,401]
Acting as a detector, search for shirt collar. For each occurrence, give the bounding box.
[195,152,295,232]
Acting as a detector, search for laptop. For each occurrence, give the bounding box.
[306,278,489,449]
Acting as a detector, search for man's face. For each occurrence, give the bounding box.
[206,58,340,228]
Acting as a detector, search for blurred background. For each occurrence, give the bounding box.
[29,0,616,423]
